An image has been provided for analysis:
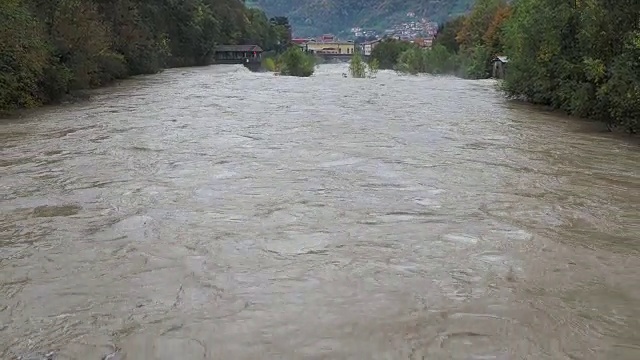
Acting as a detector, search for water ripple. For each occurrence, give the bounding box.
[1,64,639,360]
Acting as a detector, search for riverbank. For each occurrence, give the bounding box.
[368,0,638,133]
[1,64,236,121]
[504,96,640,139]
[2,63,635,143]
[0,0,289,114]
[1,62,217,119]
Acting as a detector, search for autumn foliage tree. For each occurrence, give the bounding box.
[427,0,639,132]
[452,0,511,78]
[456,0,503,48]
[483,3,512,56]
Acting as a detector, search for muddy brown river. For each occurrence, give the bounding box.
[1,64,639,359]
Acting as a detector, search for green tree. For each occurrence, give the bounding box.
[600,32,640,132]
[456,0,504,48]
[501,0,640,132]
[458,45,491,79]
[388,0,512,79]
[369,38,416,69]
[367,58,380,78]
[94,0,168,74]
[0,0,50,110]
[279,46,315,77]
[48,0,123,89]
[396,47,427,74]
[244,8,278,50]
[424,44,458,74]
[349,51,367,78]
[434,17,465,53]
[270,16,292,53]
[455,0,509,79]
[262,56,277,72]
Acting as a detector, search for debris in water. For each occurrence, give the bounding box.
[103,350,123,360]
[18,351,56,360]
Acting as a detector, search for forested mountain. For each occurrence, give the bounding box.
[250,0,475,35]
[1,0,287,112]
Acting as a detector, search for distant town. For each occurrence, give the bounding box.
[291,12,440,57]
[351,12,439,42]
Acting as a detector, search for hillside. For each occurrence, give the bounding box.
[250,0,475,36]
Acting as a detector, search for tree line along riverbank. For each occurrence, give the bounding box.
[369,0,639,133]
[2,0,638,133]
[0,0,290,114]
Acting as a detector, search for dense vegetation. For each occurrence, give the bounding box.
[372,0,510,79]
[503,0,639,132]
[261,46,317,77]
[252,0,475,36]
[370,39,419,70]
[369,0,639,132]
[277,47,316,77]
[349,52,378,78]
[0,0,289,113]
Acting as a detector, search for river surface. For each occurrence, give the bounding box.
[1,64,639,359]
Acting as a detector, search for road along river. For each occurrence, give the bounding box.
[1,64,639,359]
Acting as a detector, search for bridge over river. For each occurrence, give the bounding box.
[314,53,363,62]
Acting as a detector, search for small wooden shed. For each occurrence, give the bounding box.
[491,56,509,79]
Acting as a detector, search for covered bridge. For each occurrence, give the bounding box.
[214,45,263,64]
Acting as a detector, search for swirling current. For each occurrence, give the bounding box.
[1,64,639,359]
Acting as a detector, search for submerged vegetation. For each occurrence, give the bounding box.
[0,0,290,113]
[349,51,379,78]
[368,59,380,78]
[349,52,367,78]
[262,57,278,72]
[275,47,316,77]
[369,0,639,132]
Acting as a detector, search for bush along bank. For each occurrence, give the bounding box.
[0,0,290,113]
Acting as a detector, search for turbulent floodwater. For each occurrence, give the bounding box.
[1,64,639,360]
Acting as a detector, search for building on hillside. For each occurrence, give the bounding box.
[492,56,509,79]
[319,34,336,42]
[413,37,433,49]
[292,38,312,45]
[304,41,356,55]
[361,39,382,56]
[294,34,356,56]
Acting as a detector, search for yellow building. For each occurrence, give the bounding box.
[303,41,356,55]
